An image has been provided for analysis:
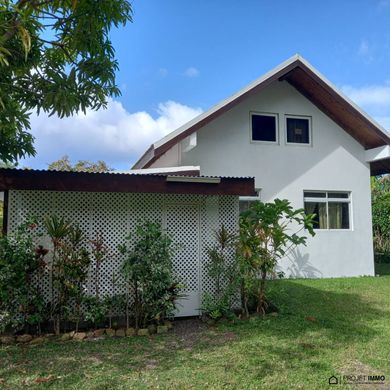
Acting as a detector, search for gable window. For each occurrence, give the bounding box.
[251,113,278,143]
[303,191,351,230]
[239,189,261,214]
[286,116,311,144]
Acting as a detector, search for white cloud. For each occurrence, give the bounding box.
[342,85,390,108]
[22,100,202,169]
[342,84,390,132]
[158,68,168,77]
[357,39,374,62]
[378,0,390,8]
[184,67,200,78]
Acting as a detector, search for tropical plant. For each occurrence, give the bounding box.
[0,219,47,334]
[43,216,90,334]
[118,221,181,330]
[201,225,238,320]
[0,0,132,163]
[238,199,315,316]
[83,296,108,329]
[90,233,109,299]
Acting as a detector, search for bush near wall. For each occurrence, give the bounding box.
[0,217,180,337]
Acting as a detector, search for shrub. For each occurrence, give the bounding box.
[201,225,238,320]
[372,176,390,262]
[0,220,47,334]
[43,216,91,334]
[119,221,182,330]
[238,200,315,316]
[83,296,108,328]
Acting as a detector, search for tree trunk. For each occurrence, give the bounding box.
[257,270,267,315]
[240,281,249,318]
[95,260,100,299]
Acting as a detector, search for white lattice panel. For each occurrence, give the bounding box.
[8,190,239,316]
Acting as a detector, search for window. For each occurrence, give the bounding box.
[303,191,351,230]
[251,113,278,142]
[286,116,311,144]
[239,189,261,214]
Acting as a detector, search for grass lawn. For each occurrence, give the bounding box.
[1,277,390,389]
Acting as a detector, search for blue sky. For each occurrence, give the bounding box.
[24,0,390,169]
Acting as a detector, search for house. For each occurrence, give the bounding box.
[0,168,254,317]
[134,54,390,279]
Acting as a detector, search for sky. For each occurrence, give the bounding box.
[23,0,390,170]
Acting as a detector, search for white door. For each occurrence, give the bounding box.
[165,203,200,317]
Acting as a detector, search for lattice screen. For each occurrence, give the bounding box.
[7,190,239,315]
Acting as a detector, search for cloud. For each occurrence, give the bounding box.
[184,67,200,78]
[22,100,203,169]
[357,39,375,63]
[378,0,390,8]
[342,84,390,132]
[158,68,168,77]
[342,84,390,114]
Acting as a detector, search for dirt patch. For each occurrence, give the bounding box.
[172,318,208,337]
[168,318,237,350]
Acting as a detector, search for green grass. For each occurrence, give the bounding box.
[1,277,390,389]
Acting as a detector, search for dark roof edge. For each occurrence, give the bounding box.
[0,168,256,196]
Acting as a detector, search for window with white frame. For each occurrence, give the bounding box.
[303,191,351,230]
[286,115,311,144]
[251,113,278,143]
[239,189,261,214]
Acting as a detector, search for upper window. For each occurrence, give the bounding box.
[251,113,278,143]
[286,116,311,144]
[303,191,351,230]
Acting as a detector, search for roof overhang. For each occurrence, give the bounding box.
[133,55,390,170]
[366,145,390,175]
[0,169,256,196]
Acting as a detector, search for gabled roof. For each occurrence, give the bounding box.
[133,54,390,171]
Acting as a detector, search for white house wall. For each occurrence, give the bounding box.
[172,80,374,278]
[7,190,239,316]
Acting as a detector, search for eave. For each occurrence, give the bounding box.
[132,55,390,171]
[0,169,256,196]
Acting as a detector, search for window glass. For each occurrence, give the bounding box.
[304,202,327,229]
[328,192,349,199]
[251,114,277,142]
[286,117,310,144]
[304,191,350,230]
[328,202,350,229]
[303,191,326,198]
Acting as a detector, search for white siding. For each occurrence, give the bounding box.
[8,190,239,316]
[174,80,374,278]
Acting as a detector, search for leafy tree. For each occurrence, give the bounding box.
[48,155,112,172]
[238,199,315,316]
[371,175,390,261]
[0,0,132,163]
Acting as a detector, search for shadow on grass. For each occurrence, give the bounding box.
[0,278,389,388]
